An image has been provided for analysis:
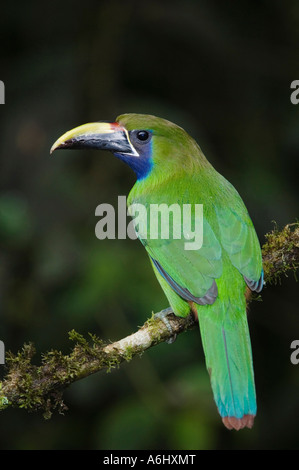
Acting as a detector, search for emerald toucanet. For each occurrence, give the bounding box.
[51,114,263,430]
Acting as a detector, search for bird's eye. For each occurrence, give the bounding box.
[136,130,150,141]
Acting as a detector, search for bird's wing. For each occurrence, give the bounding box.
[130,203,223,302]
[214,205,263,292]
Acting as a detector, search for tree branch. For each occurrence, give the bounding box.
[0,222,298,417]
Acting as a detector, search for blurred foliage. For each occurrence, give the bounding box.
[0,0,298,450]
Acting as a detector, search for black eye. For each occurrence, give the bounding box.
[136,130,150,141]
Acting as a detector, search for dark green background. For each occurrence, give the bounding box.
[0,0,298,450]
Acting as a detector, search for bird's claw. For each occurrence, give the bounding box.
[154,308,177,344]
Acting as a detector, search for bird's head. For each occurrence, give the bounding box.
[51,114,207,181]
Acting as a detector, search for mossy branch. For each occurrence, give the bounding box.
[0,222,298,418]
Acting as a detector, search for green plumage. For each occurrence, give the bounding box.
[118,114,263,430]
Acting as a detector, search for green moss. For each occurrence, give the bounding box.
[0,383,10,410]
[105,354,121,373]
[262,222,299,283]
[144,312,163,342]
[123,345,135,362]
[68,329,90,349]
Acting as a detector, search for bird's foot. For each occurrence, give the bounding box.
[154,307,177,344]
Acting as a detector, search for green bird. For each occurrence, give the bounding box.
[51,114,263,430]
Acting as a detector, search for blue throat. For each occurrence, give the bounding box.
[114,144,153,181]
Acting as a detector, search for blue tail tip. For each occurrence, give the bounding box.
[222,414,255,430]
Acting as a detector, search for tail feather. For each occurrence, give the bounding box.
[197,303,256,430]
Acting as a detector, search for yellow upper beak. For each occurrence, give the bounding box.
[50,122,139,156]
